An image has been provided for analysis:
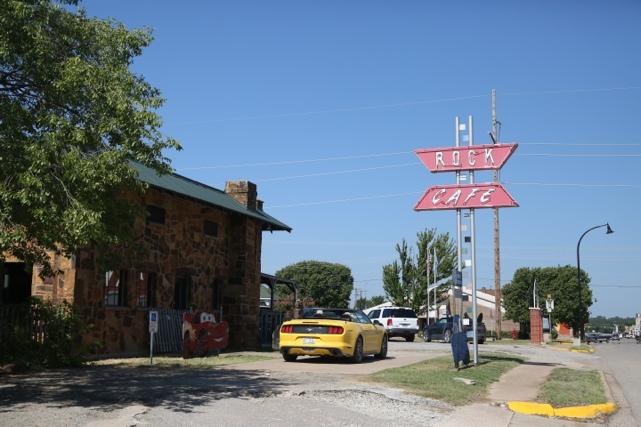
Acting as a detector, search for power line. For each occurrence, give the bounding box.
[179,94,488,125]
[178,150,411,171]
[173,85,641,125]
[519,153,641,158]
[504,181,641,189]
[178,149,641,172]
[257,162,417,182]
[269,191,422,209]
[268,180,641,208]
[503,86,641,97]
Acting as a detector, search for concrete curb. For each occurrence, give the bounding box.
[507,401,617,419]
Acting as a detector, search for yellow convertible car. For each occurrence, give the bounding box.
[279,308,388,363]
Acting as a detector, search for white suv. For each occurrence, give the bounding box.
[365,307,419,342]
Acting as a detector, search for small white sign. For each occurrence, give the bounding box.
[464,259,472,267]
[149,310,159,333]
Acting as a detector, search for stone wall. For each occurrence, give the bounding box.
[3,181,271,355]
[71,185,265,354]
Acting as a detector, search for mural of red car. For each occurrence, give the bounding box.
[182,311,229,358]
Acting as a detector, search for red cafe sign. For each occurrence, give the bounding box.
[415,143,518,173]
[415,183,519,211]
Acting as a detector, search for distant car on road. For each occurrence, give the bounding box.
[364,306,419,342]
[585,332,611,344]
[424,314,486,344]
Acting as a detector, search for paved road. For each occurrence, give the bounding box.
[590,339,641,425]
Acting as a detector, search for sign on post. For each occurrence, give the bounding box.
[414,118,519,366]
[415,143,518,173]
[415,183,519,211]
[149,310,158,364]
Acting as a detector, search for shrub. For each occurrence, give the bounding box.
[0,298,87,370]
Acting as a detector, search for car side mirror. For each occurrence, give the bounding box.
[373,320,382,326]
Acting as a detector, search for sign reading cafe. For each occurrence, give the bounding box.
[415,183,518,210]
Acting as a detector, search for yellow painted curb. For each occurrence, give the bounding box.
[554,403,617,418]
[569,348,595,353]
[507,402,554,417]
[508,401,618,419]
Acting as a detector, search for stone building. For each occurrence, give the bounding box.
[1,162,291,354]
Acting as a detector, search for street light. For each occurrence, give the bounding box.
[576,223,614,341]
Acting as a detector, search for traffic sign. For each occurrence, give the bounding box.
[415,143,518,173]
[415,183,519,211]
[149,310,158,333]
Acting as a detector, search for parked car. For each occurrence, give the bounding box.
[585,332,611,344]
[424,314,486,344]
[364,306,419,342]
[279,308,387,363]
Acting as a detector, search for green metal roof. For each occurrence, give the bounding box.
[131,162,291,232]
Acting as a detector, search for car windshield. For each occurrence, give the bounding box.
[382,308,417,318]
[301,308,355,320]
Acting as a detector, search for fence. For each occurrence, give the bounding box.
[153,308,187,354]
[0,303,48,353]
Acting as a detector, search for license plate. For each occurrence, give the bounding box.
[303,338,315,344]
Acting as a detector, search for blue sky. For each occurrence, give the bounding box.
[84,0,641,317]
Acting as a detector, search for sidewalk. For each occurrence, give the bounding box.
[438,350,603,427]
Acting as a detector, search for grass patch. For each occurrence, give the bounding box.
[90,354,272,368]
[369,353,523,405]
[538,368,607,407]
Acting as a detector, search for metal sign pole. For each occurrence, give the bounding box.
[149,310,158,365]
[468,115,479,365]
[455,117,463,318]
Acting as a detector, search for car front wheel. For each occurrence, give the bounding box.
[443,330,452,343]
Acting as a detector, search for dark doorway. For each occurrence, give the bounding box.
[1,263,32,304]
[174,277,191,310]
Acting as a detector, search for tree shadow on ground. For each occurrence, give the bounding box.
[0,365,295,413]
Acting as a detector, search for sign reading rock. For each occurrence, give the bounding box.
[415,143,518,173]
[414,183,519,211]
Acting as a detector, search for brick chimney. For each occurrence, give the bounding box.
[225,180,257,210]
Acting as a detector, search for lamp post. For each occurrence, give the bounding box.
[576,223,614,342]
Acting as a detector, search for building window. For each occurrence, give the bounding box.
[134,272,157,308]
[174,277,191,310]
[146,205,165,225]
[203,220,218,237]
[212,279,221,310]
[105,270,128,307]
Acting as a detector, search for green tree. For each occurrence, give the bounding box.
[275,260,354,308]
[382,229,456,313]
[369,295,386,307]
[0,0,180,274]
[503,266,592,337]
[355,297,369,310]
[587,316,634,333]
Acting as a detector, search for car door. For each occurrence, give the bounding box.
[434,318,449,338]
[355,310,378,353]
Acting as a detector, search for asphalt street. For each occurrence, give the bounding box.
[590,339,641,425]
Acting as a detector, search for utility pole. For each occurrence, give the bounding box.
[491,89,502,340]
